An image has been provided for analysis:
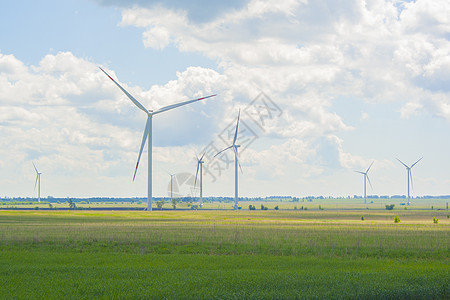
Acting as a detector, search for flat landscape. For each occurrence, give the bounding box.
[0,208,448,299]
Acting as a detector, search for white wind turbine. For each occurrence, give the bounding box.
[194,152,205,208]
[32,162,41,203]
[214,110,243,210]
[354,161,374,205]
[100,67,216,211]
[397,157,423,206]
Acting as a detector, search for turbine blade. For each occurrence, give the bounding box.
[199,152,206,161]
[152,94,216,115]
[99,67,149,114]
[233,109,241,145]
[409,169,414,190]
[366,175,373,190]
[214,145,233,158]
[194,162,200,188]
[366,161,374,173]
[396,158,408,168]
[133,116,151,181]
[233,146,243,174]
[411,157,423,168]
[354,171,365,175]
[34,175,38,190]
[32,162,38,174]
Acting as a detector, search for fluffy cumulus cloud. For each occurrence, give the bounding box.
[117,0,448,170]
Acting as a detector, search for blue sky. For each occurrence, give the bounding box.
[0,0,449,199]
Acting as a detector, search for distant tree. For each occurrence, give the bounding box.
[68,199,76,210]
[249,205,256,210]
[433,217,439,224]
[394,215,400,223]
[361,216,365,221]
[156,199,165,210]
[171,198,178,209]
[385,204,395,210]
[274,206,279,210]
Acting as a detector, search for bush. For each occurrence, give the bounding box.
[361,216,365,221]
[156,200,165,210]
[394,215,400,223]
[274,206,279,210]
[248,205,256,210]
[260,204,268,210]
[433,217,439,224]
[385,204,395,210]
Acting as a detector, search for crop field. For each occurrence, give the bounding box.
[0,209,448,299]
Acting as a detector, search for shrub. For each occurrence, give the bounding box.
[433,217,439,224]
[394,215,400,223]
[248,205,256,210]
[385,204,395,210]
[260,204,268,210]
[294,206,297,210]
[361,216,365,221]
[274,206,279,210]
[156,200,165,210]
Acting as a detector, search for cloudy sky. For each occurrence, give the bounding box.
[1,0,449,199]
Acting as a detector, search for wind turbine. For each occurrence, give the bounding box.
[354,161,374,205]
[32,162,41,203]
[214,110,243,210]
[194,152,205,208]
[396,157,423,206]
[99,67,216,211]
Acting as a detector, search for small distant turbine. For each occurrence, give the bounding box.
[354,161,374,205]
[99,67,216,211]
[194,152,205,208]
[397,157,423,206]
[214,110,243,210]
[32,162,42,203]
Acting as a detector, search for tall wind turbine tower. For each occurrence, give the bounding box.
[168,173,174,202]
[354,161,374,205]
[32,162,41,203]
[194,153,205,208]
[215,110,243,210]
[100,67,216,211]
[397,157,423,206]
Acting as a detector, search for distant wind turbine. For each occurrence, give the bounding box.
[354,161,374,205]
[32,162,41,203]
[194,152,205,208]
[397,157,423,206]
[99,67,216,211]
[214,110,243,210]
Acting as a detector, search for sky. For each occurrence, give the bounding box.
[0,0,449,199]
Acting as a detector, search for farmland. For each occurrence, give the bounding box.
[0,209,448,298]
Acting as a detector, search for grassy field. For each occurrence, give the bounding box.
[1,197,448,210]
[0,209,448,299]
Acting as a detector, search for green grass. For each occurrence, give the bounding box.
[0,210,448,299]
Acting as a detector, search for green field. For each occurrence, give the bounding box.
[0,209,448,299]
